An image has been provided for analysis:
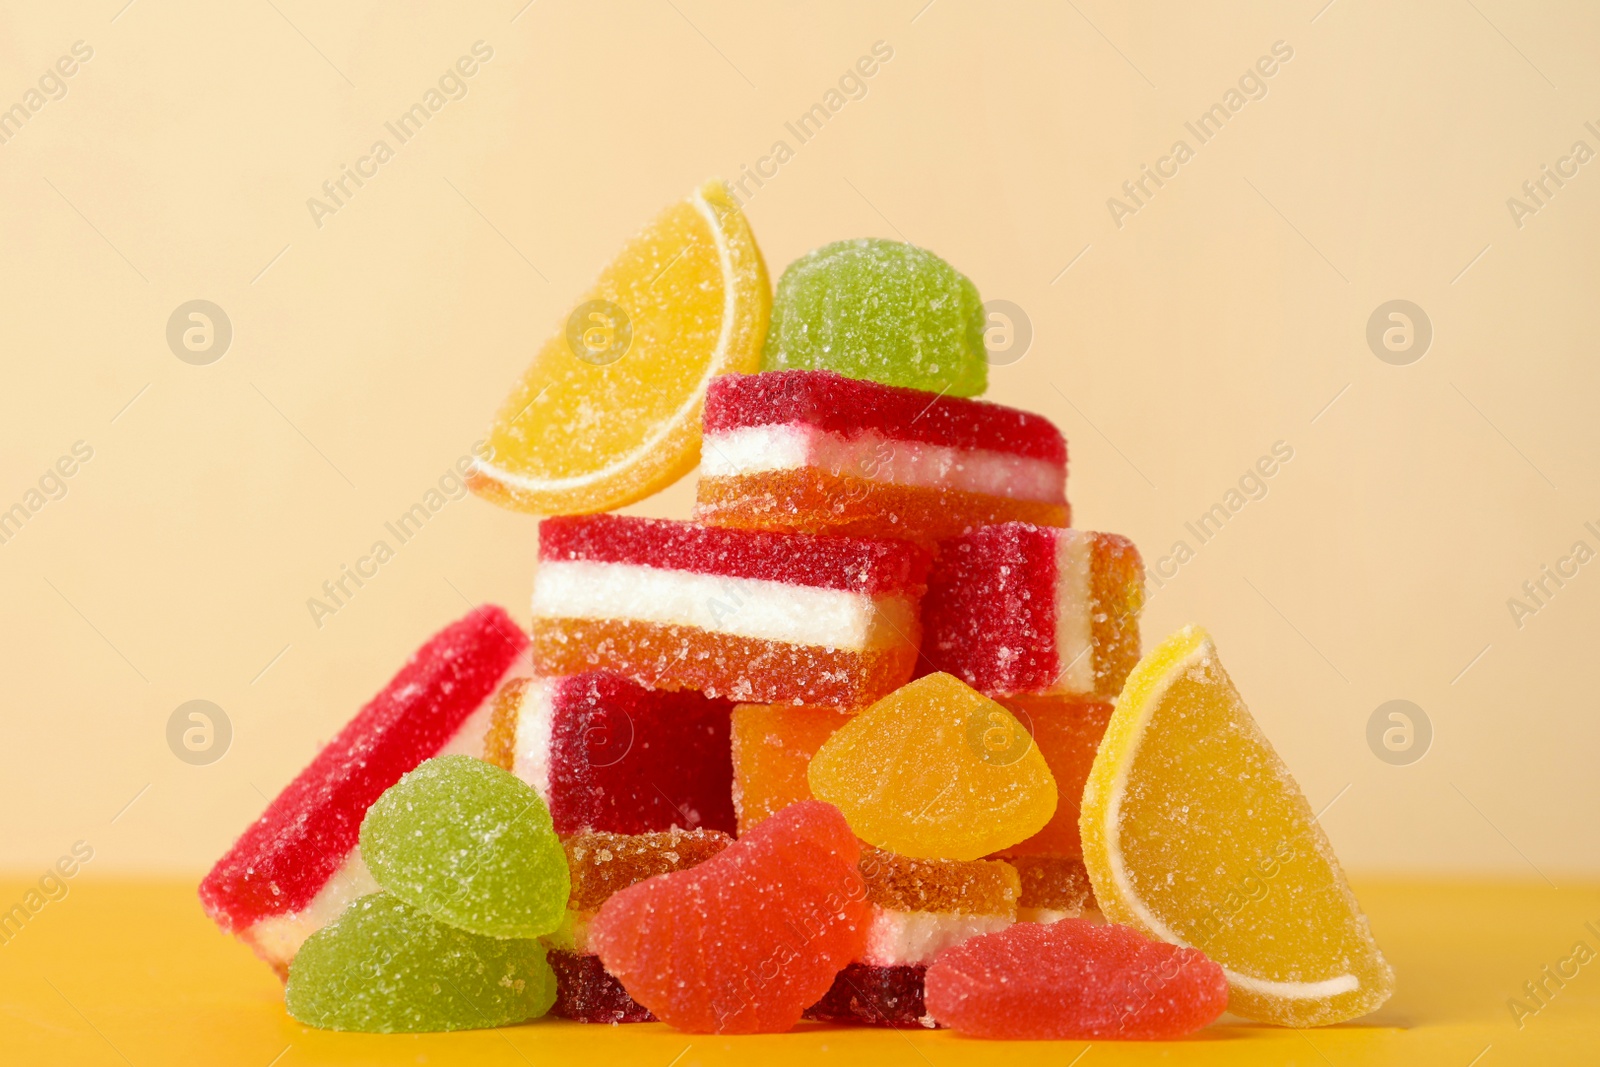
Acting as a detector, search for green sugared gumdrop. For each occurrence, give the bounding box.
[762,238,987,397]
[285,892,555,1032]
[360,755,569,939]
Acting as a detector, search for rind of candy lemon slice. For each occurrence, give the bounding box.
[1080,625,1395,1027]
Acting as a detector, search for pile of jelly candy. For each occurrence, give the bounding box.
[201,182,1393,1038]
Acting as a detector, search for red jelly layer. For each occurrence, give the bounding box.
[198,606,527,930]
[804,963,932,1028]
[920,522,1060,692]
[705,370,1067,464]
[548,951,655,1024]
[546,672,736,836]
[924,920,1229,1040]
[539,514,929,595]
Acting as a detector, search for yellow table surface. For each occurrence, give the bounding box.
[2,878,1595,1066]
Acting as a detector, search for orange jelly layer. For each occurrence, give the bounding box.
[731,704,855,835]
[996,695,1114,858]
[695,469,1069,545]
[565,829,732,910]
[1090,533,1145,699]
[1003,854,1096,912]
[530,618,918,706]
[859,847,1020,916]
[481,676,532,773]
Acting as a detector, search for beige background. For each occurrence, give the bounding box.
[2,0,1596,878]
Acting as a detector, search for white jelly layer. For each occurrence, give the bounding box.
[702,424,1065,504]
[241,848,381,966]
[439,689,504,758]
[860,907,1015,967]
[1017,905,1087,925]
[236,653,529,966]
[444,650,532,758]
[510,676,557,801]
[1052,529,1095,694]
[531,559,916,652]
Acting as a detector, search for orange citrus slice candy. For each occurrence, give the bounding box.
[1080,625,1395,1026]
[468,180,769,514]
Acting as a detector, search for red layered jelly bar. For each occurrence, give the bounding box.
[548,950,655,1024]
[530,514,929,705]
[921,522,1143,698]
[805,963,932,1028]
[547,829,732,1023]
[806,849,1020,1028]
[695,370,1070,544]
[482,671,736,836]
[198,605,529,976]
[856,847,1020,969]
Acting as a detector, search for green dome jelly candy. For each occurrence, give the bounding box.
[762,238,987,397]
[360,755,569,939]
[285,892,556,1032]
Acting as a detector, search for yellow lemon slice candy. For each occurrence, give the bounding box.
[468,179,769,514]
[1081,625,1394,1026]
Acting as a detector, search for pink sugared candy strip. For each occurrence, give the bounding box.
[198,605,529,976]
[695,370,1070,544]
[589,801,871,1034]
[924,920,1228,1039]
[483,670,736,836]
[920,522,1144,699]
[530,514,929,706]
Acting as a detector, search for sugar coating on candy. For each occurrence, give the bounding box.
[994,694,1113,858]
[697,470,1069,547]
[925,919,1228,1039]
[921,523,1143,699]
[858,848,1020,967]
[859,847,1019,915]
[466,179,769,515]
[531,619,919,707]
[1081,625,1395,1027]
[807,673,1058,861]
[548,950,655,1023]
[538,513,928,592]
[731,704,852,833]
[565,829,732,910]
[532,515,929,705]
[485,672,735,836]
[804,962,933,1028]
[589,801,869,1034]
[199,606,527,956]
[1004,854,1097,922]
[762,239,987,397]
[360,755,568,940]
[704,371,1064,460]
[480,674,529,772]
[697,370,1068,543]
[545,831,729,1024]
[285,892,556,1033]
